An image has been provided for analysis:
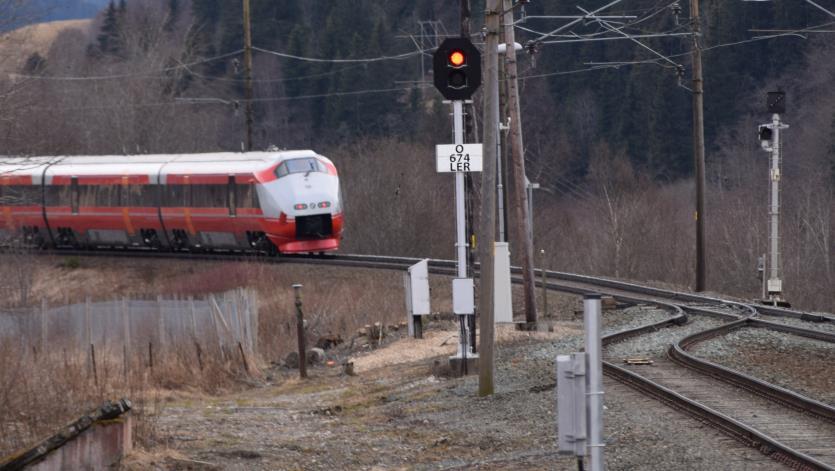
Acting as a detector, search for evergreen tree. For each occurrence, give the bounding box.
[284,25,311,98]
[164,0,180,31]
[96,1,124,58]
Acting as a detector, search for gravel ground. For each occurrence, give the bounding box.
[690,327,835,405]
[602,305,672,335]
[604,317,727,360]
[756,315,835,334]
[135,317,791,470]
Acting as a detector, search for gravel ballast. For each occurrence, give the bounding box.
[690,327,835,405]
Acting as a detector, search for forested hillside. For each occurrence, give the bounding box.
[0,0,833,310]
[5,0,826,175]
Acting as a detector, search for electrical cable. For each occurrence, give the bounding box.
[22,84,431,112]
[8,49,245,81]
[252,45,429,63]
[524,20,835,80]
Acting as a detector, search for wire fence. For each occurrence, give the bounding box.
[0,288,259,380]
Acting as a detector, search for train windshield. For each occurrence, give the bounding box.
[275,158,325,178]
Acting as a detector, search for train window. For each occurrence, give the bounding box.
[127,185,157,207]
[93,185,120,207]
[235,184,259,208]
[0,185,41,206]
[163,185,193,207]
[78,185,97,208]
[275,158,325,179]
[45,185,70,206]
[191,184,227,208]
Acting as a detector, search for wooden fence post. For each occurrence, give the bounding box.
[40,299,47,358]
[85,297,92,373]
[122,298,130,382]
[91,343,98,388]
[156,295,165,357]
[293,284,307,379]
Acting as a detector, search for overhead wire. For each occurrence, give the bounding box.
[6,42,429,83]
[251,45,429,63]
[522,19,835,81]
[8,49,245,81]
[24,84,431,113]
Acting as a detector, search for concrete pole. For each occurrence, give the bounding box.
[453,100,471,360]
[242,0,254,151]
[768,113,782,290]
[502,0,537,327]
[584,294,605,471]
[478,0,501,397]
[690,0,707,292]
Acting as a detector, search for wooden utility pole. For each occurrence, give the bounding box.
[502,0,537,327]
[690,0,706,292]
[242,0,254,151]
[478,0,501,397]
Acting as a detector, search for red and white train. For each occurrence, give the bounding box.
[0,151,343,254]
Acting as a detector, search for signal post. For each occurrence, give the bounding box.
[433,39,482,375]
[757,91,790,307]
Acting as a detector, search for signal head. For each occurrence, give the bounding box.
[433,38,482,101]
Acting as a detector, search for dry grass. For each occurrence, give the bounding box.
[0,19,91,71]
[0,255,436,459]
[0,332,260,458]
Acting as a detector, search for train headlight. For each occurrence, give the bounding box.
[294,203,307,210]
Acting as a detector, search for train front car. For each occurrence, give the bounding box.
[256,151,343,254]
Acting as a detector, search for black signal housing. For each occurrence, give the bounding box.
[766,91,785,114]
[433,38,482,100]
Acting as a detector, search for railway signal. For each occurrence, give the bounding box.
[758,90,790,307]
[433,38,482,100]
[431,37,484,377]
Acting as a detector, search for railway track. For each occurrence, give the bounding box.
[9,247,835,469]
[20,247,834,321]
[604,305,835,470]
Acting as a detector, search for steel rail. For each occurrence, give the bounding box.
[602,311,835,471]
[671,319,835,422]
[9,247,834,322]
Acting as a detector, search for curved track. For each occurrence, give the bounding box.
[603,307,835,470]
[12,248,835,469]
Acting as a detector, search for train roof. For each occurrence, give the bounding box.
[0,151,328,183]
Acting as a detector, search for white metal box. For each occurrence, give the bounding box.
[494,242,513,323]
[557,352,587,456]
[452,278,474,315]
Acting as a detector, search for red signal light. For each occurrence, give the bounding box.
[449,50,465,67]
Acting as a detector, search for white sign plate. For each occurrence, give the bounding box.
[436,143,483,173]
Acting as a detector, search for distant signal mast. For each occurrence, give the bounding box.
[757,90,790,307]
